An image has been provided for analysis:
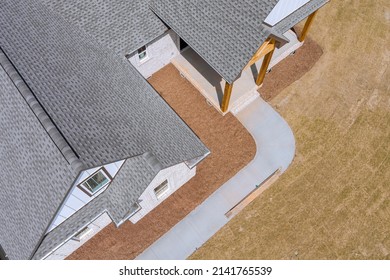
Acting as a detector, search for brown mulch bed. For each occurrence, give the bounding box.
[67,64,257,260]
[259,35,323,101]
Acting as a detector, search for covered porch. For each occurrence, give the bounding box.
[150,0,323,116]
[172,30,303,115]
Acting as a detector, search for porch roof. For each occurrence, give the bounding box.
[150,0,278,84]
[150,0,328,84]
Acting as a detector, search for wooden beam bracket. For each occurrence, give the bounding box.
[245,38,276,69]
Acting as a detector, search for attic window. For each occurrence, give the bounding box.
[79,169,111,196]
[154,180,169,199]
[138,46,148,62]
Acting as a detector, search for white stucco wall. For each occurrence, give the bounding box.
[130,163,196,223]
[127,30,179,78]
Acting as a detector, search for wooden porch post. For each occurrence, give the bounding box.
[299,10,318,42]
[221,82,233,113]
[256,40,275,86]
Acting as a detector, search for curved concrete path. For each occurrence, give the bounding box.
[136,96,295,260]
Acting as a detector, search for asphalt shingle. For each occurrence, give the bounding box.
[150,0,328,83]
[272,0,329,34]
[40,0,168,55]
[0,57,76,260]
[0,0,208,260]
[150,0,279,83]
[0,0,328,260]
[0,0,208,171]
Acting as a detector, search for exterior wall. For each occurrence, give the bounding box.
[127,30,179,78]
[44,162,195,259]
[44,213,112,260]
[130,163,196,223]
[47,160,125,233]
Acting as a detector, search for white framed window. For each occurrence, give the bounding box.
[137,46,148,62]
[154,180,169,200]
[79,169,111,196]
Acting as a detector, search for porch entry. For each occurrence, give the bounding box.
[173,30,304,115]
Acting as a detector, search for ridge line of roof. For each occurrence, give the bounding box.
[0,49,85,174]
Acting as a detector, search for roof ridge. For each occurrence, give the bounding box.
[0,49,85,174]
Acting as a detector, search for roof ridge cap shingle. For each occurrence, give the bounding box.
[0,49,85,174]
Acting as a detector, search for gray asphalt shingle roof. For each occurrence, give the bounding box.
[0,56,77,260]
[40,0,168,56]
[0,0,208,260]
[105,152,162,225]
[150,0,327,83]
[150,0,278,84]
[0,0,208,171]
[272,0,329,34]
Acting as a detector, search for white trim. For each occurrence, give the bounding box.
[137,45,151,65]
[264,0,311,26]
[79,169,111,196]
[154,180,170,200]
[71,227,93,242]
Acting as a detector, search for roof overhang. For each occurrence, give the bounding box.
[264,0,311,26]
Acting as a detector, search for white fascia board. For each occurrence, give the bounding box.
[264,0,311,26]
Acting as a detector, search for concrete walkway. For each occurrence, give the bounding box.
[136,96,295,260]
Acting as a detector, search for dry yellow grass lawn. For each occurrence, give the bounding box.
[191,0,390,260]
